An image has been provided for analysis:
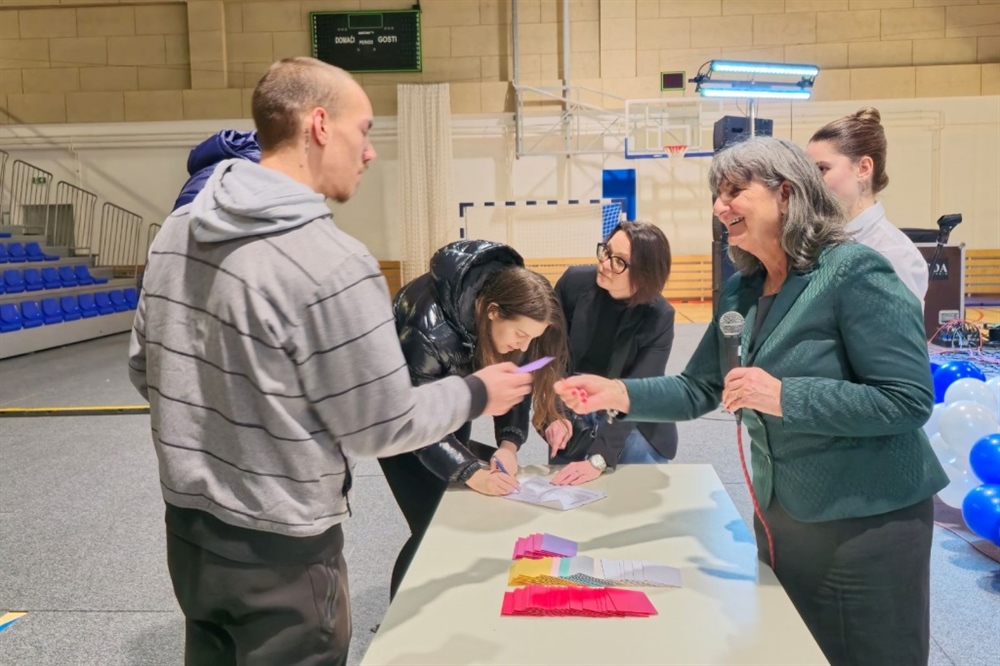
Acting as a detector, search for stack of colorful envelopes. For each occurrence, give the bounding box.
[512,533,577,559]
[501,585,657,617]
[508,556,682,588]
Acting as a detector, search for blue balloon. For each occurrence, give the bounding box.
[962,484,1000,545]
[969,434,1000,484]
[930,362,941,376]
[933,361,987,403]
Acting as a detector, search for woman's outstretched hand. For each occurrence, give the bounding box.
[551,460,602,486]
[553,375,630,414]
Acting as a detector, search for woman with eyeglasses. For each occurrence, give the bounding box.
[544,221,677,486]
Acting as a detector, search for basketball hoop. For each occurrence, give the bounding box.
[664,144,688,161]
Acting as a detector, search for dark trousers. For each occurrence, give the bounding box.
[165,527,351,666]
[755,497,934,666]
[378,422,495,599]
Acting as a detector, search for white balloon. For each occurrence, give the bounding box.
[937,463,978,509]
[929,433,957,466]
[938,401,999,470]
[923,403,946,439]
[945,377,1000,421]
[987,376,1000,408]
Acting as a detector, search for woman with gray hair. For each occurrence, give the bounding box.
[554,136,947,666]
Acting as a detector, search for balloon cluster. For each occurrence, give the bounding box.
[925,361,1000,546]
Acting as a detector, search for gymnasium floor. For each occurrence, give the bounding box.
[0,317,997,665]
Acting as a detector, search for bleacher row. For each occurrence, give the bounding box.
[0,287,138,333]
[0,240,60,263]
[0,225,141,355]
[2,264,108,294]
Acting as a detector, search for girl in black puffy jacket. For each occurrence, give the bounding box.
[379,239,568,598]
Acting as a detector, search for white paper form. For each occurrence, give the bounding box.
[502,475,607,511]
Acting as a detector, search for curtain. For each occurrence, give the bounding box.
[397,83,456,285]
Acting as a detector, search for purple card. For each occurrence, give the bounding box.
[540,533,577,557]
[517,356,554,373]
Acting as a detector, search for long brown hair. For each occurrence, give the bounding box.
[473,267,568,431]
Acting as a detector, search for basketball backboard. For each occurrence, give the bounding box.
[624,99,714,160]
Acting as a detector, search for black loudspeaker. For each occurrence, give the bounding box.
[711,206,738,312]
[713,115,774,151]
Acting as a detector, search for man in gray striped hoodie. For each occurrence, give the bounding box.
[128,58,532,666]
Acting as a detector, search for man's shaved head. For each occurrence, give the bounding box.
[251,57,357,152]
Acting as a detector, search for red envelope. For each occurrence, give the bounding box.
[501,591,515,616]
[605,588,657,616]
[501,585,656,618]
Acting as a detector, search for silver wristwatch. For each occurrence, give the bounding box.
[587,454,607,473]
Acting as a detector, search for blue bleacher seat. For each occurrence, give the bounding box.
[4,269,25,294]
[1,303,22,332]
[77,292,99,318]
[108,290,128,312]
[22,268,44,292]
[41,266,61,289]
[0,245,8,263]
[0,231,11,238]
[7,243,27,263]
[60,295,82,321]
[94,291,114,315]
[58,265,79,287]
[73,264,95,286]
[20,301,43,328]
[25,242,58,262]
[0,280,4,294]
[124,287,138,309]
[40,298,63,325]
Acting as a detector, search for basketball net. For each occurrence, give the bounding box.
[665,144,688,163]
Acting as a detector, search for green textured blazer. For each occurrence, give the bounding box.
[625,242,948,522]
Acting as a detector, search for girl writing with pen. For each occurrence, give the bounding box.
[380,239,569,598]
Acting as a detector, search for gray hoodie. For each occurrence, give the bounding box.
[129,159,483,548]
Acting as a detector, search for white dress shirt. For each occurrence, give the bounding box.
[847,201,929,305]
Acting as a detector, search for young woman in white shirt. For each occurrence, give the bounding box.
[807,107,928,304]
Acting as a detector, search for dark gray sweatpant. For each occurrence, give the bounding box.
[165,526,350,666]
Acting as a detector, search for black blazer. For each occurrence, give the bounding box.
[555,265,679,465]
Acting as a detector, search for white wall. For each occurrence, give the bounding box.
[2,95,997,261]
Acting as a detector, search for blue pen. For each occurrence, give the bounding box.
[492,455,512,476]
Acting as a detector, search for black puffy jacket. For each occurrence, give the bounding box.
[392,240,531,481]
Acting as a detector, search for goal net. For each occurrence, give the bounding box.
[459,200,625,260]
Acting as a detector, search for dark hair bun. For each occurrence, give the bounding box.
[853,107,882,125]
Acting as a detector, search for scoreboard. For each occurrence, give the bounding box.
[310,10,422,73]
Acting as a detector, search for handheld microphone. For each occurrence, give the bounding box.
[719,311,745,422]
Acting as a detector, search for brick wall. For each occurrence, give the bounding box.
[0,0,997,125]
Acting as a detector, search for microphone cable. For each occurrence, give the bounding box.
[736,417,775,571]
[720,310,776,571]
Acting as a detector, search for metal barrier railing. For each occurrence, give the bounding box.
[98,202,143,275]
[8,159,52,229]
[145,222,162,255]
[0,149,9,197]
[47,181,98,255]
[0,150,8,227]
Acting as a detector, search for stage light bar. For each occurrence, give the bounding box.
[708,60,819,78]
[697,81,812,100]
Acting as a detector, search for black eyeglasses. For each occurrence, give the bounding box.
[596,243,629,274]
